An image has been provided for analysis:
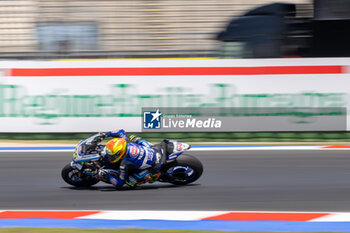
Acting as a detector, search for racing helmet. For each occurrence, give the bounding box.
[102,138,127,163]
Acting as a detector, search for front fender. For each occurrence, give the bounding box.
[70,161,83,170]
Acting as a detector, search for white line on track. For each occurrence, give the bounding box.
[0,146,350,153]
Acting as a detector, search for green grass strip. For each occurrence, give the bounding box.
[0,132,350,142]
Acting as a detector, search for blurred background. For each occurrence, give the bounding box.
[1,0,350,142]
[2,0,350,59]
[0,0,340,59]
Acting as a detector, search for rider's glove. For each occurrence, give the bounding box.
[89,132,107,146]
[106,129,126,138]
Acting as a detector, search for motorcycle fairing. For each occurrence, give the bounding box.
[73,153,100,163]
[166,140,191,161]
[73,137,101,163]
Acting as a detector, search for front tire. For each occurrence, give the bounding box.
[61,163,99,187]
[163,154,203,185]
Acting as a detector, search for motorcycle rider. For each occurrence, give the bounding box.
[85,129,166,189]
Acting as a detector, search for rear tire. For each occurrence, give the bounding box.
[61,163,99,187]
[163,154,203,185]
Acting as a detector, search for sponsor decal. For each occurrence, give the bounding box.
[147,151,154,161]
[176,143,182,151]
[131,146,139,157]
[110,177,118,186]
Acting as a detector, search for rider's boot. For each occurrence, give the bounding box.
[148,172,161,183]
[126,170,152,187]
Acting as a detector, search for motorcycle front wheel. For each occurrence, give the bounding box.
[61,163,100,187]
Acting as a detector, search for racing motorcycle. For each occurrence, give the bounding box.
[61,135,203,188]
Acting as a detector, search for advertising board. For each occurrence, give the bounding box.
[0,58,348,132]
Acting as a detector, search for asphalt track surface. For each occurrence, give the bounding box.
[1,150,350,212]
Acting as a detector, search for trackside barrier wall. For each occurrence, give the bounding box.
[1,132,350,142]
[0,58,349,133]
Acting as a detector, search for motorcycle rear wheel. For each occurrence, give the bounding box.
[61,163,99,187]
[163,154,203,185]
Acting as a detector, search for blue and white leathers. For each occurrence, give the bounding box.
[124,143,157,170]
[103,129,160,188]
